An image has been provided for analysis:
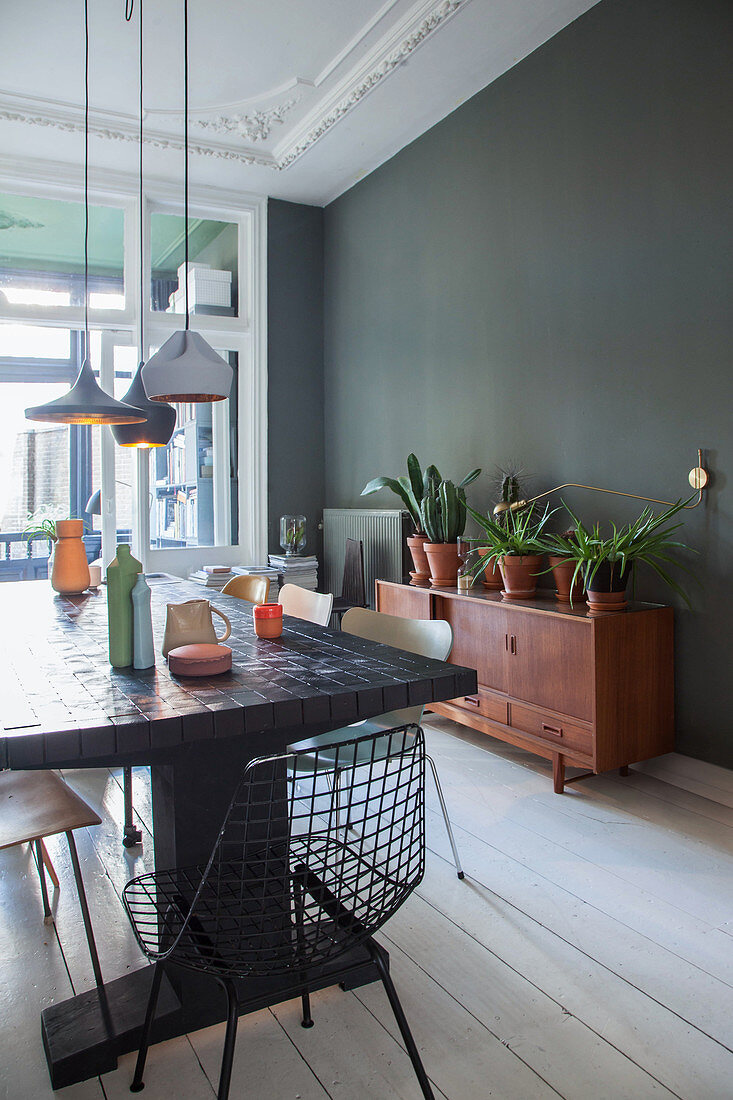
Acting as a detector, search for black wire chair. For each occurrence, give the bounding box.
[123,725,435,1100]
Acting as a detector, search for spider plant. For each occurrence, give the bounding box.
[361,455,480,535]
[466,502,555,572]
[556,497,695,606]
[23,514,60,544]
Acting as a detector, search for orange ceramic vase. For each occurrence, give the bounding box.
[51,519,90,595]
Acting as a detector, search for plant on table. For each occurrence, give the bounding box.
[543,526,586,603]
[554,498,694,611]
[24,510,90,596]
[361,455,480,585]
[466,501,554,599]
[23,512,60,544]
[420,476,481,588]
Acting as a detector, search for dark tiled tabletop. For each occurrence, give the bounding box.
[0,580,477,768]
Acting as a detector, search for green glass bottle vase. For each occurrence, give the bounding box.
[107,544,143,668]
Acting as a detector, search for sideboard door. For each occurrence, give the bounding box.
[433,595,509,693]
[508,613,593,722]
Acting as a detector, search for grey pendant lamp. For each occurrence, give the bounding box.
[25,0,145,428]
[142,0,232,404]
[112,0,176,447]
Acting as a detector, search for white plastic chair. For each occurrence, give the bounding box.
[290,607,464,878]
[279,583,334,627]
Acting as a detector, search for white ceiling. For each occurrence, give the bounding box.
[0,0,599,207]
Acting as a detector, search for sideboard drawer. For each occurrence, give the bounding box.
[453,688,508,725]
[509,703,593,756]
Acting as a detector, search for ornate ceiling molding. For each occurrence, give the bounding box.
[0,103,278,168]
[0,0,472,172]
[276,0,470,169]
[193,99,298,143]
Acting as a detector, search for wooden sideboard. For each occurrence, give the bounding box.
[375,580,674,793]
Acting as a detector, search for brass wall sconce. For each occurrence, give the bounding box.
[493,449,709,516]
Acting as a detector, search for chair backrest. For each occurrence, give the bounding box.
[341,606,453,729]
[279,583,334,627]
[340,538,366,606]
[221,574,270,605]
[128,726,426,978]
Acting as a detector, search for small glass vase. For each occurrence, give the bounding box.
[280,514,306,556]
[456,537,476,592]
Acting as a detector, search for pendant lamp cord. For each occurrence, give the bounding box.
[125,0,188,335]
[124,0,144,355]
[184,0,190,330]
[84,0,90,357]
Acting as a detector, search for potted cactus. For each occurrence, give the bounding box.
[421,478,470,587]
[362,456,479,586]
[477,464,529,589]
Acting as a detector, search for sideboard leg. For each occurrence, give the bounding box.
[552,754,565,794]
[619,765,630,777]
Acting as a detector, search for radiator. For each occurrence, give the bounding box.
[322,509,411,606]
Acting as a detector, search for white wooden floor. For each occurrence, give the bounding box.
[2,716,733,1100]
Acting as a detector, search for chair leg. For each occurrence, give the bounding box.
[66,831,103,988]
[326,769,346,832]
[367,944,435,1100]
[217,978,239,1100]
[34,839,52,920]
[123,766,142,847]
[40,840,60,889]
[426,754,464,879]
[300,988,314,1029]
[130,961,165,1093]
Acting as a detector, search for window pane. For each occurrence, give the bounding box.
[0,190,125,310]
[0,324,71,359]
[149,351,238,548]
[0,383,70,534]
[150,213,237,317]
[112,345,137,543]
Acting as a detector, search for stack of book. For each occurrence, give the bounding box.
[268,554,319,592]
[188,565,234,590]
[231,565,280,601]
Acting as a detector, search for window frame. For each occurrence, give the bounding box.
[0,162,268,572]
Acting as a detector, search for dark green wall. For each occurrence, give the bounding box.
[323,0,733,767]
[267,199,324,557]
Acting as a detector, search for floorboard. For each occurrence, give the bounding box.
[2,716,733,1099]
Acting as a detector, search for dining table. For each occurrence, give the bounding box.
[0,577,477,1089]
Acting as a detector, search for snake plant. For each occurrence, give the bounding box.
[361,455,480,535]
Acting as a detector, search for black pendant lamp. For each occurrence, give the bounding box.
[142,0,232,404]
[112,0,176,447]
[25,0,145,428]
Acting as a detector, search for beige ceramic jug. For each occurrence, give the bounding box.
[162,598,231,658]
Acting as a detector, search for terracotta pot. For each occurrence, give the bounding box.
[548,556,585,603]
[424,542,460,588]
[499,554,543,600]
[51,519,91,595]
[407,534,431,587]
[476,547,502,589]
[586,561,631,612]
[586,589,628,613]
